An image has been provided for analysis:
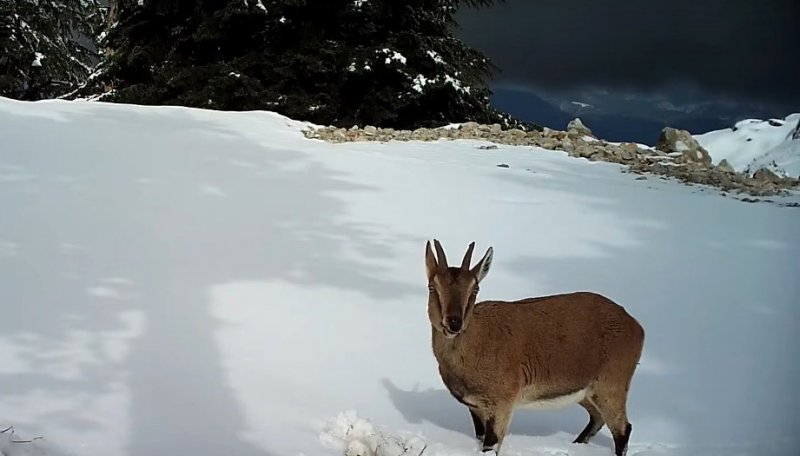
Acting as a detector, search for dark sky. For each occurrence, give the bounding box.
[456,0,800,109]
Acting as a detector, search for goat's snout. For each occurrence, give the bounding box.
[445,315,463,333]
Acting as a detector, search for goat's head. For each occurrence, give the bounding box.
[425,239,493,338]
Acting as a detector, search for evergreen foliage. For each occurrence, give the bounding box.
[97,0,536,129]
[0,0,104,100]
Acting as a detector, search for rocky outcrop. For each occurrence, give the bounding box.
[303,120,800,198]
[791,119,800,140]
[656,127,712,167]
[753,167,782,184]
[567,118,593,138]
[717,159,735,174]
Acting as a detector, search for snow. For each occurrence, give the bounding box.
[380,49,407,65]
[411,74,428,93]
[443,74,470,94]
[1,96,799,456]
[1,426,61,456]
[426,50,445,65]
[410,73,470,94]
[745,138,800,177]
[695,113,800,177]
[31,52,44,68]
[673,140,689,152]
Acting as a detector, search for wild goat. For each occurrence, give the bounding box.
[425,240,644,456]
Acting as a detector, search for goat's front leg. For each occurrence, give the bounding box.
[481,404,513,455]
[468,407,485,441]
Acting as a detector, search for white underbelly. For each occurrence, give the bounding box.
[518,388,587,411]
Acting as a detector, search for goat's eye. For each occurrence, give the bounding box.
[428,285,435,293]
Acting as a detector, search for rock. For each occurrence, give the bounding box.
[601,145,621,160]
[657,127,712,167]
[689,170,709,183]
[589,148,614,162]
[679,149,712,166]
[425,128,439,140]
[753,167,782,184]
[559,137,575,153]
[302,120,798,199]
[460,122,480,132]
[567,118,593,137]
[618,143,639,161]
[717,159,735,173]
[572,144,595,158]
[333,129,347,141]
[538,138,558,150]
[525,130,542,139]
[709,169,733,188]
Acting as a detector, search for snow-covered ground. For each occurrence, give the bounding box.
[1,96,799,456]
[695,113,800,177]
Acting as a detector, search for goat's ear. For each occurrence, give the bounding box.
[471,246,493,283]
[425,240,438,281]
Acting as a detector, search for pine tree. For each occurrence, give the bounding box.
[96,0,536,129]
[0,0,104,100]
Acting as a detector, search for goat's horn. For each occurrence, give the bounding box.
[433,239,448,271]
[461,242,475,270]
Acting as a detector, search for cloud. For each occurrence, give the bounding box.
[456,0,800,105]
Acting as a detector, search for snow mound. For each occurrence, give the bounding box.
[320,411,428,456]
[694,113,800,177]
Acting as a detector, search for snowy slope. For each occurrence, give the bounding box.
[1,96,799,456]
[695,113,800,177]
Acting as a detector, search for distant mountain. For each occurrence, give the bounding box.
[490,88,675,144]
[490,88,573,130]
[695,113,800,178]
[489,86,794,146]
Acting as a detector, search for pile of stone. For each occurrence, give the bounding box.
[302,119,799,197]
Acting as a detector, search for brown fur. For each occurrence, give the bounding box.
[425,240,644,456]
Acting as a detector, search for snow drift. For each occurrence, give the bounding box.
[0,96,799,456]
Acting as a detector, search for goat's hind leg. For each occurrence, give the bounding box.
[573,398,605,444]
